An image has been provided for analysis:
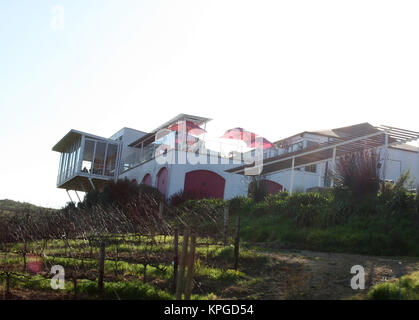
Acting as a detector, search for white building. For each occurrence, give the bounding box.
[52,114,419,202]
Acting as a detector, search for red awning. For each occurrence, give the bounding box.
[168,121,206,135]
[250,137,273,149]
[221,127,272,149]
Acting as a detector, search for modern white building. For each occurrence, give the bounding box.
[52,114,419,202]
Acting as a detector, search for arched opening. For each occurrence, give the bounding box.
[248,179,283,196]
[184,170,225,199]
[141,173,152,186]
[156,167,168,195]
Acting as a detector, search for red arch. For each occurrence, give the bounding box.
[248,179,283,195]
[141,173,152,186]
[184,170,225,199]
[156,167,168,195]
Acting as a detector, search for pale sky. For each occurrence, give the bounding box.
[1,0,419,208]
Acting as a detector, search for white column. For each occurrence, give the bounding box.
[290,157,295,195]
[331,147,336,187]
[383,132,388,182]
[318,162,323,187]
[77,135,85,174]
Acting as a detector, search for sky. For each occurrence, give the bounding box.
[1,0,419,208]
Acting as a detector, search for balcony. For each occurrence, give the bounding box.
[53,130,121,192]
[119,131,254,173]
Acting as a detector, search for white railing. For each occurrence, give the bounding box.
[119,138,260,173]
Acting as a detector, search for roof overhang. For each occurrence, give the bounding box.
[129,113,212,147]
[52,129,117,153]
[227,125,419,175]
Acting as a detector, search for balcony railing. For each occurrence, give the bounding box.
[119,137,257,173]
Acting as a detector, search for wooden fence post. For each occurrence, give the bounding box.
[73,277,78,300]
[176,229,190,300]
[234,216,241,270]
[4,273,11,300]
[23,240,27,272]
[98,241,106,299]
[173,228,179,293]
[184,233,197,300]
[223,206,229,246]
[159,201,164,216]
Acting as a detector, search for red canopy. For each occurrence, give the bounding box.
[168,121,206,135]
[221,128,273,149]
[249,137,273,149]
[220,128,257,143]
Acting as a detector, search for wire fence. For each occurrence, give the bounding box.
[0,196,240,300]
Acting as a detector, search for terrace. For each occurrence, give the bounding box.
[119,114,249,173]
[227,124,419,194]
[52,130,121,192]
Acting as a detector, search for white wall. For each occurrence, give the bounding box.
[265,168,321,192]
[118,149,248,199]
[118,139,419,199]
[384,147,419,187]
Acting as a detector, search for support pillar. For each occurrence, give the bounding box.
[89,178,96,191]
[318,162,323,187]
[383,132,388,182]
[290,157,295,195]
[74,190,82,203]
[331,147,336,187]
[66,190,75,204]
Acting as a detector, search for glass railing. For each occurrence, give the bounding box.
[119,138,257,173]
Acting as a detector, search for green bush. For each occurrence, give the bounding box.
[368,271,419,300]
[224,188,419,256]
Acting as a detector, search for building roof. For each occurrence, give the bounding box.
[389,143,419,153]
[274,122,379,146]
[228,124,419,175]
[52,129,117,153]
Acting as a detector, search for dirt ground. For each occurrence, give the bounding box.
[224,244,419,300]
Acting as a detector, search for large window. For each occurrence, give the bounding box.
[93,142,106,175]
[81,139,119,176]
[287,141,304,153]
[81,140,95,174]
[57,136,119,186]
[105,144,118,176]
[57,137,81,185]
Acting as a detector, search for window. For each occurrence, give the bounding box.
[105,144,118,176]
[287,141,304,153]
[93,142,106,175]
[305,140,319,149]
[82,140,95,174]
[304,164,317,173]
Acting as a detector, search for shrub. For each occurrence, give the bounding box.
[334,150,380,198]
[227,196,254,215]
[168,190,205,206]
[80,178,163,209]
[368,271,419,300]
[248,176,269,203]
